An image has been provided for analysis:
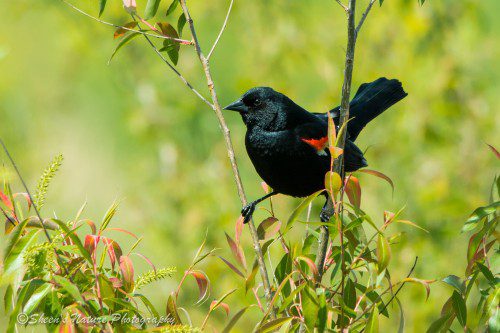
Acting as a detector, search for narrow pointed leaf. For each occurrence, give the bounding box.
[144,0,162,19]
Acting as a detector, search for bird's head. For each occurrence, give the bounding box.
[224,87,296,130]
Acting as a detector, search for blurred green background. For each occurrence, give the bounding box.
[0,0,498,331]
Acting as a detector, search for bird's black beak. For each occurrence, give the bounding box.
[223,99,248,113]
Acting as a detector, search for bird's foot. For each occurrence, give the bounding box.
[320,208,333,223]
[241,202,257,224]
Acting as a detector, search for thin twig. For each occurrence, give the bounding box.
[355,257,419,331]
[335,0,349,12]
[63,0,194,45]
[133,17,214,109]
[207,0,234,60]
[0,139,70,277]
[355,0,376,38]
[178,0,275,317]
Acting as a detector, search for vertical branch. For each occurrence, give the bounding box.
[178,0,274,315]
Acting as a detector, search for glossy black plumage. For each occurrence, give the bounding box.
[225,77,407,222]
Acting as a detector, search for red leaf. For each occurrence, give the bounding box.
[218,256,245,278]
[345,176,361,209]
[225,232,247,271]
[235,216,244,245]
[105,227,138,239]
[114,22,138,39]
[188,270,210,303]
[14,193,32,210]
[210,300,230,316]
[84,234,100,256]
[103,237,123,270]
[257,217,282,240]
[384,211,396,225]
[296,255,319,279]
[403,277,435,300]
[358,169,394,193]
[109,277,123,289]
[487,144,500,159]
[119,255,135,292]
[75,219,96,234]
[0,191,13,211]
[131,252,156,273]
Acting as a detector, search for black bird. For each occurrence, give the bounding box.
[224,77,407,223]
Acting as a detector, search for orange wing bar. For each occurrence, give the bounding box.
[300,136,328,151]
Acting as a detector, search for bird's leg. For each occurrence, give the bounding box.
[241,191,277,224]
[320,194,334,222]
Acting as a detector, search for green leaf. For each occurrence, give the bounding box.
[99,0,107,17]
[51,218,92,264]
[451,290,467,327]
[177,14,187,37]
[7,281,32,333]
[255,317,293,333]
[286,189,323,229]
[222,307,249,333]
[166,293,182,324]
[158,22,180,65]
[23,283,51,315]
[166,0,178,16]
[317,289,327,333]
[442,275,465,295]
[3,228,39,284]
[144,0,162,20]
[419,0,426,5]
[376,234,391,272]
[53,275,84,303]
[108,32,140,64]
[344,279,356,311]
[461,201,499,232]
[379,0,384,7]
[274,254,293,296]
[278,283,306,313]
[395,297,405,333]
[426,314,452,333]
[365,306,379,333]
[301,286,319,330]
[476,263,496,287]
[245,260,259,293]
[325,171,342,195]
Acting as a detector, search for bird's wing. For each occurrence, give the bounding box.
[294,122,329,155]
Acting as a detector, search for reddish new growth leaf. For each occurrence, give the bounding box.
[345,176,361,209]
[487,143,500,159]
[188,270,210,303]
[14,192,32,210]
[114,22,138,39]
[84,234,100,256]
[210,300,230,316]
[358,168,394,193]
[296,255,319,279]
[235,216,244,245]
[119,255,135,291]
[218,256,245,278]
[103,237,123,270]
[225,232,247,271]
[257,217,282,240]
[0,190,14,211]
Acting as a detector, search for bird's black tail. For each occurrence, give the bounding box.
[319,77,407,141]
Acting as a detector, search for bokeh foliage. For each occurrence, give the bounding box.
[0,0,499,331]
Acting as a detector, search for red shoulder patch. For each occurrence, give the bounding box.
[301,136,328,151]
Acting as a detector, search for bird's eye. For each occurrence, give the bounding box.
[253,99,262,106]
